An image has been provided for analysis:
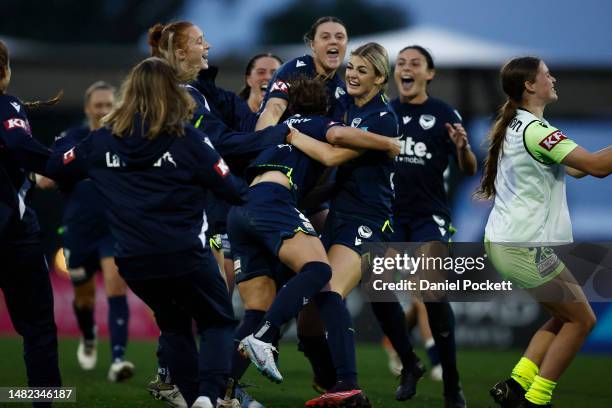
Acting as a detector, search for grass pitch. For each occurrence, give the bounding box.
[0,337,610,407]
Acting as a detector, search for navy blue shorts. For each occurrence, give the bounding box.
[117,247,235,328]
[322,212,392,256]
[392,214,454,243]
[63,234,115,285]
[228,182,317,285]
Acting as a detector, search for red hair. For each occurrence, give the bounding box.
[147,21,194,58]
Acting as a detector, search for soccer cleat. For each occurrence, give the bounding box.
[191,396,214,408]
[444,388,467,408]
[77,337,97,370]
[490,378,527,408]
[147,375,187,408]
[430,363,443,381]
[107,359,134,382]
[382,336,402,376]
[234,383,265,408]
[305,389,372,407]
[239,335,282,383]
[395,359,426,401]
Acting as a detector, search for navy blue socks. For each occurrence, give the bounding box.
[254,262,331,343]
[371,301,418,369]
[315,291,358,389]
[108,295,129,362]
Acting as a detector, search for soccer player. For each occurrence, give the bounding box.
[41,81,135,382]
[480,56,612,407]
[288,42,405,407]
[386,45,477,406]
[145,21,290,408]
[228,75,398,404]
[238,53,283,113]
[255,16,349,130]
[0,39,62,406]
[47,57,249,408]
[249,17,349,390]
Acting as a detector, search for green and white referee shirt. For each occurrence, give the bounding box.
[485,108,578,244]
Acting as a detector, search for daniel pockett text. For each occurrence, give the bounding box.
[363,247,514,302]
[357,242,612,303]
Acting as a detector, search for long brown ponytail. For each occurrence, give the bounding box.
[476,56,541,199]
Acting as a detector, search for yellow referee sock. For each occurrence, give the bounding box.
[510,357,539,391]
[525,375,557,405]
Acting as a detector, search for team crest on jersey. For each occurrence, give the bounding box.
[419,114,436,130]
[335,86,345,99]
[358,225,372,239]
[350,117,362,128]
[270,80,289,94]
[539,130,567,151]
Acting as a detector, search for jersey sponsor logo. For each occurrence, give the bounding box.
[203,136,214,149]
[3,117,30,133]
[453,109,462,121]
[153,152,177,168]
[379,111,388,117]
[396,136,432,166]
[63,147,76,165]
[285,116,312,126]
[402,115,412,125]
[270,80,289,94]
[350,117,362,128]
[334,86,346,99]
[214,157,230,178]
[277,143,293,151]
[296,59,307,68]
[432,214,446,227]
[55,131,67,141]
[509,117,523,132]
[105,152,124,168]
[358,225,372,238]
[10,101,21,113]
[354,237,362,246]
[296,209,315,233]
[539,130,567,151]
[233,257,241,274]
[419,114,436,130]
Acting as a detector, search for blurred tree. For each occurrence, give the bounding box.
[261,0,411,44]
[0,0,185,44]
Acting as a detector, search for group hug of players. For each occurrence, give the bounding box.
[2,14,612,408]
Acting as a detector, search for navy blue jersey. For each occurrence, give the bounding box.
[185,85,288,163]
[246,114,341,204]
[51,125,110,236]
[185,84,288,235]
[191,67,258,132]
[0,94,50,243]
[46,119,248,259]
[331,92,397,225]
[390,97,461,221]
[260,55,349,123]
